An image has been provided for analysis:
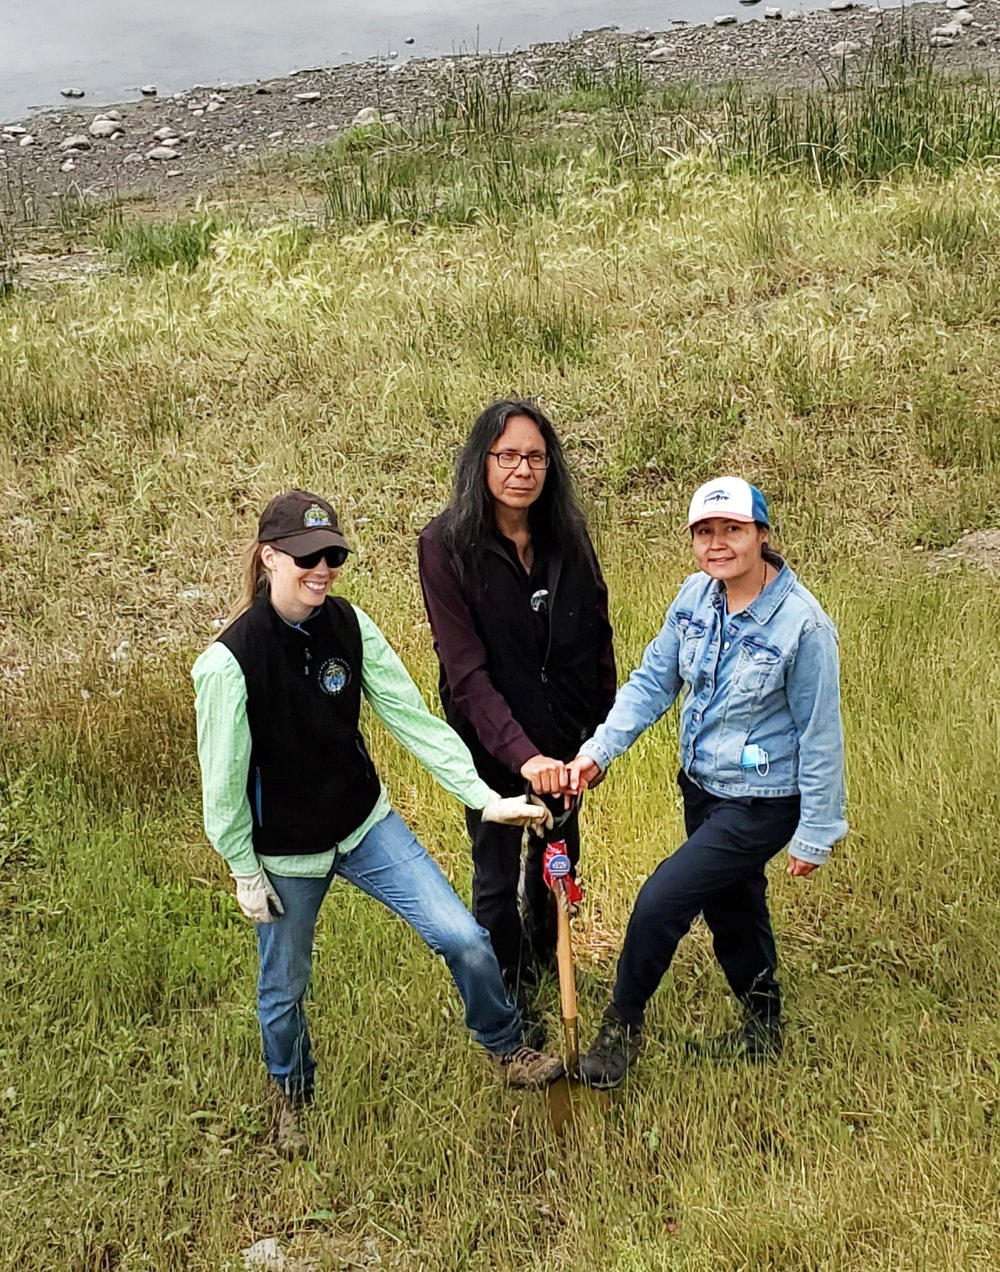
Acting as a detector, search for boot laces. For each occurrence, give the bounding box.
[592,1017,631,1060]
[503,1045,542,1066]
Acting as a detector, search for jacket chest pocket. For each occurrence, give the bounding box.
[677,614,708,681]
[733,638,782,694]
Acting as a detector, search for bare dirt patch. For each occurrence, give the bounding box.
[933,529,1000,575]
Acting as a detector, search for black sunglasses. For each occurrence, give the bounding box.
[286,546,349,570]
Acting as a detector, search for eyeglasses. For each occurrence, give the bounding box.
[285,547,349,570]
[488,450,550,471]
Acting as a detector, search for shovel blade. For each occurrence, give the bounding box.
[546,1070,608,1135]
[546,1074,576,1134]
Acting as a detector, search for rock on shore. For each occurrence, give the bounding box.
[1,0,998,209]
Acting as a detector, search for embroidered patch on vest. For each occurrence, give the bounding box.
[318,657,350,695]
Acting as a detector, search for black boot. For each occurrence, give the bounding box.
[693,1010,783,1063]
[575,1006,642,1090]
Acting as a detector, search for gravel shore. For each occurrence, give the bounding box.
[2,1,999,213]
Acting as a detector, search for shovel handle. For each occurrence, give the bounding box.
[555,883,578,1067]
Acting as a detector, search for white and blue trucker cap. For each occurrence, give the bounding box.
[687,477,769,528]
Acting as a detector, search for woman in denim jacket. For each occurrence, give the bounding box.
[566,477,847,1088]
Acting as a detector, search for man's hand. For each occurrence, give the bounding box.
[786,856,818,878]
[566,754,603,796]
[520,754,569,796]
[482,791,552,828]
[233,867,285,923]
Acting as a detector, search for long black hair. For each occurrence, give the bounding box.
[440,399,589,559]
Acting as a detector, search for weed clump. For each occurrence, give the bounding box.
[101,213,226,271]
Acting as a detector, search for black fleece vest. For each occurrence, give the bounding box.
[217,594,381,855]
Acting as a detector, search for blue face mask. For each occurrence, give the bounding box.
[740,744,770,776]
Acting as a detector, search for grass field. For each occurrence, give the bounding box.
[2,42,1000,1270]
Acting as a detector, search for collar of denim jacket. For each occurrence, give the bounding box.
[744,555,795,624]
[710,554,794,623]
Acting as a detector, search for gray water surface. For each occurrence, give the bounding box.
[2,0,783,122]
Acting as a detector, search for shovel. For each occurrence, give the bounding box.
[530,801,590,1134]
[547,865,581,1133]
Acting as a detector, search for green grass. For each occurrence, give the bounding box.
[723,31,1000,185]
[100,213,227,272]
[555,57,649,113]
[1,44,1000,1271]
[4,566,999,1270]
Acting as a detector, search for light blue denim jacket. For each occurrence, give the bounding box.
[580,559,847,866]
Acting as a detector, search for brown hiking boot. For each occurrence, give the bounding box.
[274,1092,309,1158]
[491,1046,565,1090]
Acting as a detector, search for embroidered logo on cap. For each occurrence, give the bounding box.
[704,489,732,504]
[303,504,331,529]
[318,657,350,695]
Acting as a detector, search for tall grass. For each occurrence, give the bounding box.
[293,34,1000,239]
[2,43,1000,1271]
[723,32,1000,184]
[0,210,17,297]
[556,56,648,113]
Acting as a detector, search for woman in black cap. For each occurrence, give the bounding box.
[418,402,616,1036]
[193,490,563,1156]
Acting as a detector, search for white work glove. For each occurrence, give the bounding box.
[232,867,285,924]
[481,790,554,829]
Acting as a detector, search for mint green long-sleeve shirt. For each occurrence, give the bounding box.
[192,603,492,878]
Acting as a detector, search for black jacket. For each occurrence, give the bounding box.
[418,516,617,794]
[217,594,381,855]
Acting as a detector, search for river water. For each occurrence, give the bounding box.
[1,0,800,122]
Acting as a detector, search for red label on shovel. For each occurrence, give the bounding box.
[543,841,583,904]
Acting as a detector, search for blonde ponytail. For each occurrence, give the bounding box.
[221,538,268,631]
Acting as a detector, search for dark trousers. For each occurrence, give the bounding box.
[612,771,801,1029]
[464,803,581,997]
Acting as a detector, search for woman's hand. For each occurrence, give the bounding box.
[520,754,569,796]
[481,791,552,828]
[233,867,285,923]
[566,754,604,795]
[786,856,817,878]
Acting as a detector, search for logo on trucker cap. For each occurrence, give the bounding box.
[686,476,768,527]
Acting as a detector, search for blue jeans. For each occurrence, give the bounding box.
[256,811,523,1101]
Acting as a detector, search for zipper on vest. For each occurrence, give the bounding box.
[304,646,311,677]
[542,556,562,677]
[486,538,561,690]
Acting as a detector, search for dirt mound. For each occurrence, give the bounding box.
[933,529,1000,575]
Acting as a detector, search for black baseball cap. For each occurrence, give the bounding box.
[257,490,351,556]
